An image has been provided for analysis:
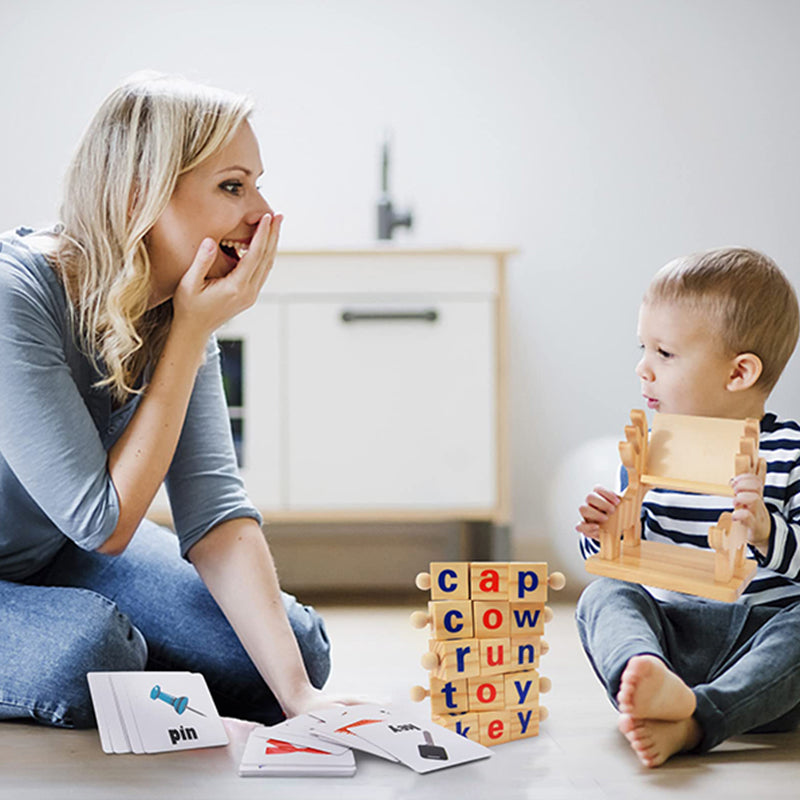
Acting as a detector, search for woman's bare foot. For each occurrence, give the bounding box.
[617,655,696,720]
[618,714,702,768]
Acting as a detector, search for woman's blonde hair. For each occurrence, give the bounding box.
[55,71,253,402]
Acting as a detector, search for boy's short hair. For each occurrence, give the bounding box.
[644,247,799,394]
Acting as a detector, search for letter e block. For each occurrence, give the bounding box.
[508,563,548,603]
[470,562,509,600]
[429,562,471,600]
[430,600,474,639]
[473,601,510,638]
[478,710,511,747]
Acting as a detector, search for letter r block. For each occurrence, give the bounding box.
[427,638,481,680]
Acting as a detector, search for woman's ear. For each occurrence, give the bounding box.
[727,352,763,392]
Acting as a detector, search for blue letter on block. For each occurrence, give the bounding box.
[516,709,533,735]
[438,569,458,594]
[441,682,459,709]
[515,571,539,599]
[512,608,540,630]
[454,719,472,738]
[456,644,472,672]
[512,678,534,705]
[443,609,464,634]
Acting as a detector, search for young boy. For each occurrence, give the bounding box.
[576,247,800,768]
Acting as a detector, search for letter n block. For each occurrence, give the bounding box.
[470,562,509,600]
[429,562,471,600]
[511,635,542,670]
[429,600,474,639]
[431,712,480,742]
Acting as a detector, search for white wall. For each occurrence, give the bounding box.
[2,0,799,584]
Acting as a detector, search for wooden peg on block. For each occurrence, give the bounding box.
[410,600,474,639]
[410,677,469,714]
[416,562,471,600]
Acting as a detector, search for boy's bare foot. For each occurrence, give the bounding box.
[618,714,702,768]
[617,655,696,720]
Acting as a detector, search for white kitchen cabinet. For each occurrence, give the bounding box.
[149,248,513,554]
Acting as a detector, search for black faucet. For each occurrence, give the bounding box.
[377,138,413,240]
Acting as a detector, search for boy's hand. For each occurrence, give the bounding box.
[577,485,621,541]
[731,472,771,556]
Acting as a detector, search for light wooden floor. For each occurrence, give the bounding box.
[1,597,798,799]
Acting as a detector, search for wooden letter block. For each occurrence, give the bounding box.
[426,638,481,680]
[511,635,542,670]
[429,562,471,600]
[468,675,505,711]
[479,638,512,676]
[429,600,474,639]
[478,710,511,746]
[429,677,469,714]
[509,603,545,636]
[504,670,539,710]
[510,707,539,740]
[470,562,509,600]
[473,600,510,638]
[508,563,548,603]
[431,712,480,742]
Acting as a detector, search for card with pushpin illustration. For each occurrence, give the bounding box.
[87,671,228,754]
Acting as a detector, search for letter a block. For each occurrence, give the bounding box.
[470,563,509,600]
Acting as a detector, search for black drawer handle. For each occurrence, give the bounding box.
[340,309,439,323]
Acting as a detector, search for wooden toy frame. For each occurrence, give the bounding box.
[584,410,764,602]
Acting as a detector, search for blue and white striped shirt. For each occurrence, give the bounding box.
[580,413,800,607]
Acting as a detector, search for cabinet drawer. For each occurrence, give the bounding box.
[284,298,497,510]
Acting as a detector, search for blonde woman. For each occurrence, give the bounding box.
[0,73,341,728]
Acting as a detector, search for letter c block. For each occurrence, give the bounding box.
[430,562,471,600]
[430,600,474,639]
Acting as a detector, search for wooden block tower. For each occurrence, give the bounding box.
[410,561,565,747]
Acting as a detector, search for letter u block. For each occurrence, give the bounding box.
[429,562,471,600]
[429,600,474,639]
[470,562,509,600]
[478,637,512,676]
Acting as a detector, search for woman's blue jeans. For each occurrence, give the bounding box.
[575,578,800,751]
[0,521,330,728]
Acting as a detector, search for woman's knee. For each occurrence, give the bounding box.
[3,588,147,728]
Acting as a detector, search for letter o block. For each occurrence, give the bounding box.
[468,675,505,711]
[473,601,510,638]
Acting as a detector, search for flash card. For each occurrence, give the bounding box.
[240,718,356,777]
[308,704,399,762]
[87,671,227,754]
[346,714,492,773]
